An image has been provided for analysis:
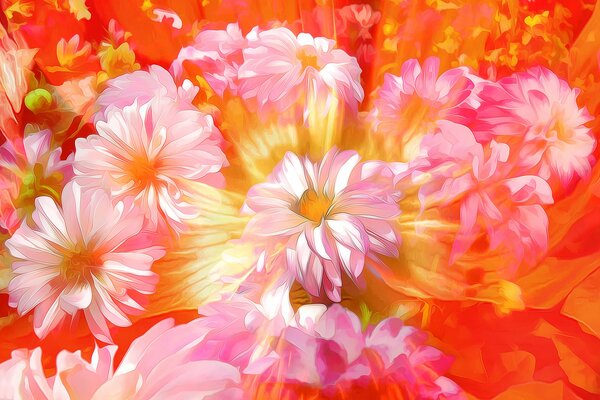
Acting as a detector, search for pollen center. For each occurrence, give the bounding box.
[129,156,158,187]
[298,188,332,222]
[61,248,97,280]
[297,48,320,70]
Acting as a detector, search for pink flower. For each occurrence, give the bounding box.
[0,348,52,399]
[75,96,228,231]
[416,121,553,270]
[333,4,381,64]
[95,65,198,121]
[474,67,596,186]
[0,129,72,233]
[0,319,243,399]
[251,304,465,399]
[0,298,464,399]
[373,57,477,159]
[241,149,401,302]
[5,181,165,341]
[0,346,116,399]
[172,23,246,96]
[337,4,381,40]
[91,319,243,399]
[237,27,364,117]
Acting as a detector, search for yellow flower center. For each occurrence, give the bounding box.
[546,110,571,142]
[297,48,320,70]
[297,188,332,222]
[61,248,97,280]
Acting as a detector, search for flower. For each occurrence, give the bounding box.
[241,148,401,302]
[94,65,198,121]
[237,27,364,117]
[253,305,465,399]
[0,129,72,233]
[417,120,554,270]
[172,23,246,97]
[0,296,461,399]
[0,348,52,399]
[474,66,596,186]
[0,319,243,399]
[202,300,465,399]
[334,4,381,64]
[0,346,116,399]
[372,57,477,159]
[5,182,165,341]
[91,318,244,399]
[75,95,228,231]
[337,4,381,41]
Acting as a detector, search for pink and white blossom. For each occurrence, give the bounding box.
[0,319,243,399]
[0,129,72,233]
[253,304,465,399]
[5,182,165,341]
[241,148,401,301]
[172,23,247,96]
[416,121,554,269]
[0,297,464,399]
[474,67,596,186]
[237,27,364,117]
[94,65,198,121]
[373,57,478,158]
[75,96,227,231]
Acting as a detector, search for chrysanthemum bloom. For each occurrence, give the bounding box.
[75,96,228,231]
[474,66,596,187]
[248,304,465,399]
[237,27,364,117]
[172,23,246,97]
[416,121,553,271]
[0,320,243,399]
[5,182,165,341]
[94,65,198,121]
[0,129,72,233]
[372,57,477,159]
[241,149,401,302]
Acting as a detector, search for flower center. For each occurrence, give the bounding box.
[297,188,332,222]
[546,111,571,142]
[297,48,320,70]
[128,156,158,187]
[61,248,97,280]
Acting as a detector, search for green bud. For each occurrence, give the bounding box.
[24,88,53,113]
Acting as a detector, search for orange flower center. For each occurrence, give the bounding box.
[128,156,158,188]
[61,247,97,280]
[297,188,332,222]
[297,48,320,70]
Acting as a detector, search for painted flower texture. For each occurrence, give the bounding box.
[241,148,401,302]
[5,182,164,342]
[1,1,600,400]
[75,66,228,232]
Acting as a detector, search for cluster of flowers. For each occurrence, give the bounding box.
[0,1,598,398]
[0,298,462,399]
